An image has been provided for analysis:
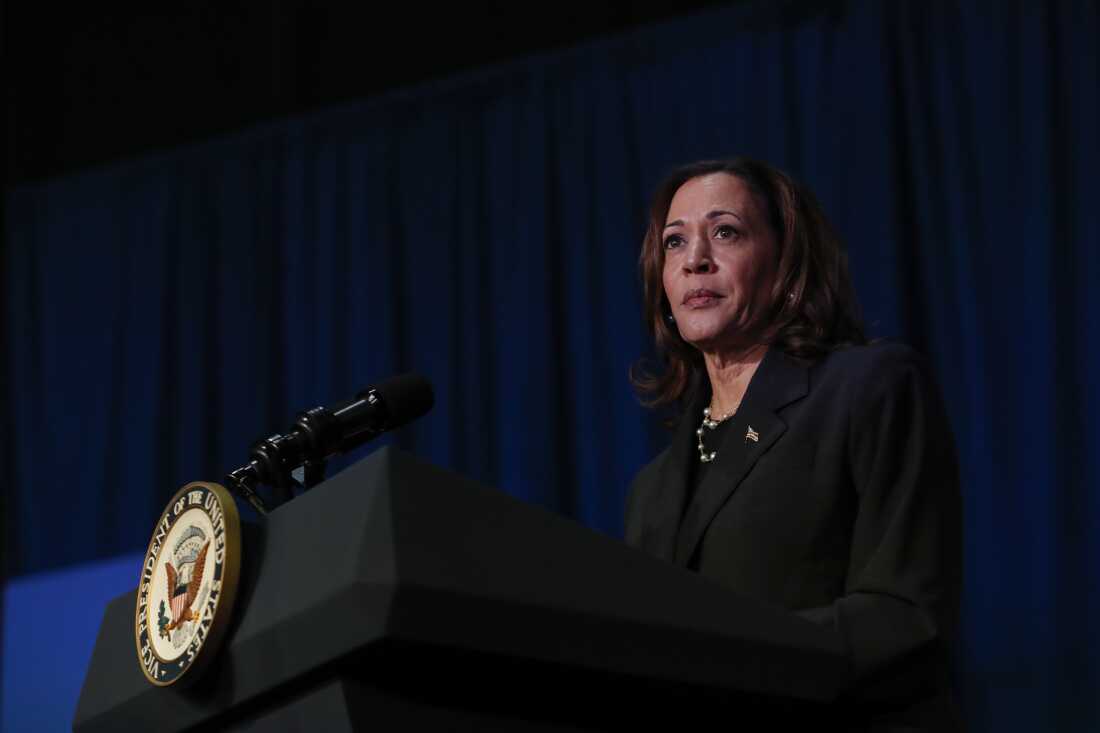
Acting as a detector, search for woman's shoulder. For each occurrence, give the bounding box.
[624,443,673,539]
[806,341,948,430]
[630,444,671,491]
[810,340,934,390]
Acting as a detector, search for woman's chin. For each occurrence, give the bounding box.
[678,325,757,355]
[678,328,728,353]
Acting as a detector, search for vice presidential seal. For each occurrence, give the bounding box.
[134,481,241,686]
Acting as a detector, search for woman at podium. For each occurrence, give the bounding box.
[625,158,962,730]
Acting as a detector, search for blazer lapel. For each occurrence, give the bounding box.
[673,349,810,567]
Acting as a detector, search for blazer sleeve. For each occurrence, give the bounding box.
[796,348,963,704]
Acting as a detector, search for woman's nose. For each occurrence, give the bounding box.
[683,237,713,274]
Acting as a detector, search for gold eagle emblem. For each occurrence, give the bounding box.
[163,540,210,632]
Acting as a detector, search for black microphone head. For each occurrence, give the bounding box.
[369,373,434,427]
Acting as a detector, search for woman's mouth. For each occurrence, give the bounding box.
[682,289,724,308]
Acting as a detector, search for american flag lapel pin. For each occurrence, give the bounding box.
[745,426,760,443]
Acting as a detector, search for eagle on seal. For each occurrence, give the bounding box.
[164,537,210,632]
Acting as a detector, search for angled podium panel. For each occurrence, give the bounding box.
[74,447,847,731]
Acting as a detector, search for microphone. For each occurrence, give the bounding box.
[226,374,434,513]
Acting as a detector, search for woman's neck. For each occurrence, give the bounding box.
[702,343,768,418]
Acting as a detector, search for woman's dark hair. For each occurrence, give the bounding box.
[632,157,866,409]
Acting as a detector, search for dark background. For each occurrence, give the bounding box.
[4,1,1098,731]
[5,0,730,184]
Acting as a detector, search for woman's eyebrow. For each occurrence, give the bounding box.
[664,209,744,229]
[707,209,743,222]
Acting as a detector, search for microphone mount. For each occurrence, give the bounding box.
[223,375,433,515]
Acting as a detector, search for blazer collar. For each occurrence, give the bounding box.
[649,347,810,567]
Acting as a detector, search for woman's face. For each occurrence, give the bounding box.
[661,172,778,353]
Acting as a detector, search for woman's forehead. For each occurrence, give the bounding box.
[666,173,758,222]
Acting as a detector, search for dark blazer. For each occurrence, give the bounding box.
[625,343,963,731]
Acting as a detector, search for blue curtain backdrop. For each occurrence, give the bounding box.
[4,0,1098,730]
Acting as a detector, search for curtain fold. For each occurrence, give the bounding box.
[4,1,1098,728]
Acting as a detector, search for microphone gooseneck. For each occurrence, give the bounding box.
[226,374,434,513]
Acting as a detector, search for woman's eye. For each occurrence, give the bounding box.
[663,234,684,250]
[714,224,739,240]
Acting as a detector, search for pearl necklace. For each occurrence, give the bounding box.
[696,404,739,462]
